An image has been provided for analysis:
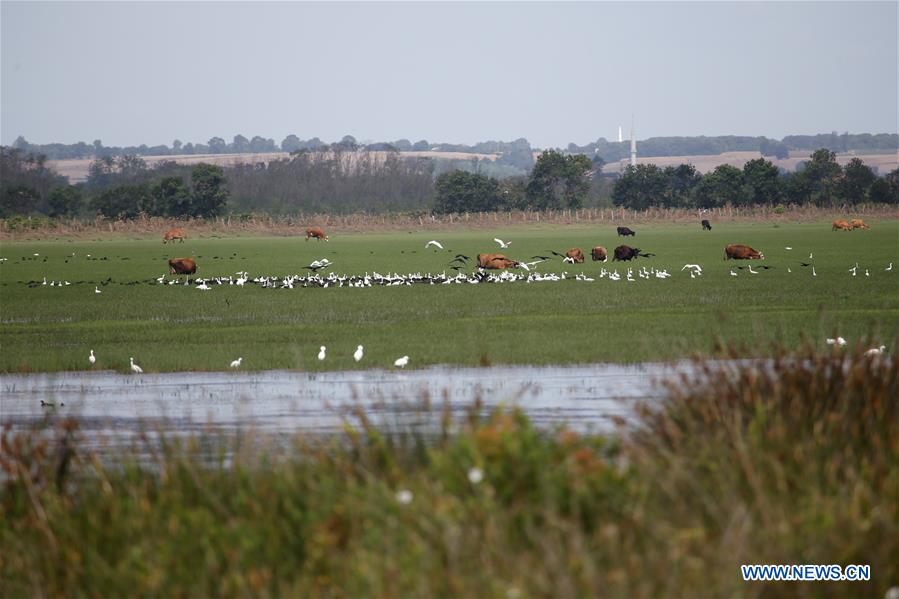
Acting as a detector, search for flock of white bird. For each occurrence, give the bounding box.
[92,344,411,373]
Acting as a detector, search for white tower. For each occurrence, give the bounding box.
[618,126,623,143]
[629,117,637,167]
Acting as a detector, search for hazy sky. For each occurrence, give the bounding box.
[2,1,896,148]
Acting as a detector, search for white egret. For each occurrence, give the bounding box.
[130,357,143,374]
[425,240,444,250]
[825,337,847,347]
[785,247,793,250]
[230,357,242,368]
[317,346,326,361]
[89,350,96,365]
[865,345,886,356]
[886,263,893,271]
[394,355,409,368]
[494,238,511,249]
[95,286,102,294]
[730,270,738,277]
[748,265,758,274]
[812,267,817,277]
[354,345,364,362]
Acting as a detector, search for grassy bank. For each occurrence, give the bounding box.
[1,221,897,372]
[2,346,896,596]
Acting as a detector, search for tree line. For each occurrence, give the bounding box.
[610,150,899,210]
[2,145,897,222]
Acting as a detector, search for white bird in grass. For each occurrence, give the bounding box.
[130,357,143,374]
[812,266,817,277]
[230,357,242,368]
[425,240,444,250]
[825,337,847,347]
[494,238,511,249]
[785,247,793,250]
[787,267,792,273]
[730,270,738,277]
[89,350,96,365]
[681,264,703,273]
[354,345,364,362]
[196,281,210,291]
[94,286,102,294]
[809,253,814,260]
[865,269,870,277]
[317,346,327,361]
[886,263,893,271]
[849,263,858,276]
[748,265,758,274]
[865,345,886,356]
[394,355,409,368]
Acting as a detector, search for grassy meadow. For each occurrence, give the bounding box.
[0,219,897,373]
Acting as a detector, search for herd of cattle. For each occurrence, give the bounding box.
[164,218,872,275]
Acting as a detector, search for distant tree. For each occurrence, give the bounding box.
[526,150,592,209]
[867,177,894,204]
[759,138,789,159]
[190,163,228,217]
[207,137,227,154]
[662,164,701,207]
[172,139,183,154]
[886,167,899,203]
[742,158,782,205]
[232,135,250,154]
[611,164,668,210]
[249,136,277,153]
[47,186,83,217]
[838,158,876,204]
[281,134,302,153]
[182,142,195,155]
[151,176,191,216]
[433,170,502,213]
[1,185,39,217]
[393,139,412,151]
[692,164,746,208]
[799,148,842,205]
[91,184,150,219]
[86,156,117,187]
[117,154,147,178]
[412,139,430,151]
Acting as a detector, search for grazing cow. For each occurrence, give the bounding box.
[565,248,585,263]
[701,219,712,231]
[832,219,852,231]
[591,246,608,262]
[724,244,764,260]
[617,226,636,237]
[849,219,870,230]
[612,245,654,261]
[163,228,186,244]
[305,227,329,241]
[168,257,197,275]
[476,252,519,269]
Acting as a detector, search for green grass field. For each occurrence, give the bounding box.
[1,220,897,373]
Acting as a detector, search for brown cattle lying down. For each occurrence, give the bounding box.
[591,246,608,262]
[163,228,186,243]
[724,244,764,260]
[477,253,520,269]
[849,219,870,229]
[168,258,197,275]
[565,248,585,263]
[832,219,852,231]
[305,227,329,241]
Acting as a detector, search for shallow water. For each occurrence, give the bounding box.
[0,363,696,452]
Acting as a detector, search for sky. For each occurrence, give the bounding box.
[2,1,896,149]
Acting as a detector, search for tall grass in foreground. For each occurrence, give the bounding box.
[1,345,897,597]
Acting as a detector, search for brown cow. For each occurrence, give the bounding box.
[168,258,197,275]
[305,227,329,241]
[565,248,585,263]
[163,228,186,244]
[591,246,608,262]
[849,219,870,230]
[724,244,764,260]
[476,253,521,269]
[832,219,852,231]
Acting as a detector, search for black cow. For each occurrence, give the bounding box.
[613,245,655,261]
[701,219,712,231]
[617,226,636,237]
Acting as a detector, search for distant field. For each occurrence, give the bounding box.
[49,150,500,183]
[0,221,897,373]
[48,149,898,182]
